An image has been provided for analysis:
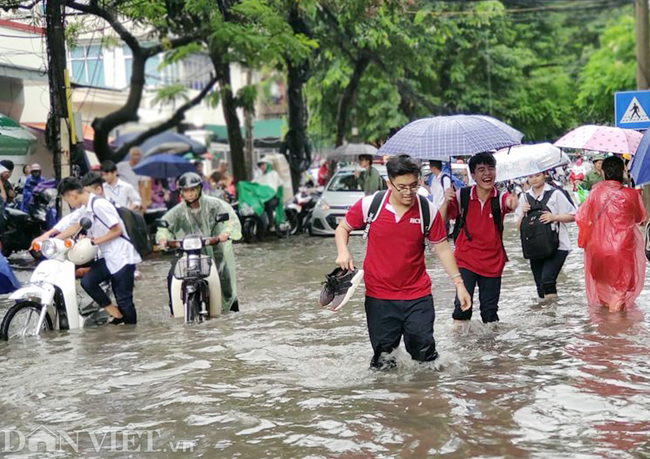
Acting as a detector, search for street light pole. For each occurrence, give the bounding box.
[636,0,650,90]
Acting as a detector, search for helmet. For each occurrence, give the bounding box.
[67,238,98,265]
[177,172,202,204]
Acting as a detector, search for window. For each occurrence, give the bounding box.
[70,45,105,87]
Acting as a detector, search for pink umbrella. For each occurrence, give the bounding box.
[554,125,643,155]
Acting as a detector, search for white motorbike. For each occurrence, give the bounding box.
[0,218,112,341]
[159,212,229,324]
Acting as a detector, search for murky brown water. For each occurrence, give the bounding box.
[1,219,650,458]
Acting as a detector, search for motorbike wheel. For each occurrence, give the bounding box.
[242,219,257,243]
[185,293,202,324]
[285,208,300,236]
[0,301,53,341]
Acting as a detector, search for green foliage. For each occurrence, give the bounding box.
[236,84,258,112]
[152,83,189,107]
[576,13,636,124]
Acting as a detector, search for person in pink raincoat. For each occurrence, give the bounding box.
[575,156,646,312]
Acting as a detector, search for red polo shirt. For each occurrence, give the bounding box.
[345,191,447,300]
[448,186,511,278]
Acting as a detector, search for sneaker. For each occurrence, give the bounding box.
[319,268,343,307]
[327,268,364,312]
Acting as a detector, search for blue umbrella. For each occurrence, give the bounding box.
[0,251,20,294]
[378,115,524,160]
[630,129,650,186]
[133,154,195,179]
[113,131,207,157]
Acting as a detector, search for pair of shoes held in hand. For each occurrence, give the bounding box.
[319,267,364,312]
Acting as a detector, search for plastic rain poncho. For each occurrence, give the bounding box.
[575,181,646,312]
[155,195,242,311]
[237,162,286,227]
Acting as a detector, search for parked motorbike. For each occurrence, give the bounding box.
[158,213,229,324]
[238,201,291,243]
[284,188,320,236]
[0,218,113,341]
[1,184,58,258]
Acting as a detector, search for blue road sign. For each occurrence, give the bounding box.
[615,90,650,129]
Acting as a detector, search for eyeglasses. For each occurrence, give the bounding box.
[389,180,419,195]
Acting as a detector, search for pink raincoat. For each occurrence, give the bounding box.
[575,181,646,311]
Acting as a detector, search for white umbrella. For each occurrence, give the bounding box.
[324,143,377,161]
[494,143,570,182]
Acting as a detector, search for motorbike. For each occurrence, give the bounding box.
[1,182,58,258]
[284,188,320,236]
[158,212,229,324]
[238,201,291,243]
[0,218,112,341]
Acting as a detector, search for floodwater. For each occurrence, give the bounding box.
[1,220,650,458]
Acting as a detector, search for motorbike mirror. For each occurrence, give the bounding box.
[154,219,170,228]
[216,213,230,223]
[79,217,92,230]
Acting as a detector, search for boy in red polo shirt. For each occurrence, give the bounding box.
[335,155,471,369]
[444,152,518,323]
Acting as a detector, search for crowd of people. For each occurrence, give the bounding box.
[324,152,646,369]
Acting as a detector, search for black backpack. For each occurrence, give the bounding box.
[363,190,432,245]
[91,198,153,257]
[452,186,507,260]
[520,190,559,260]
[645,222,650,263]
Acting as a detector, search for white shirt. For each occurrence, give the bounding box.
[85,194,141,273]
[515,183,576,252]
[103,179,141,209]
[116,161,145,190]
[429,172,452,210]
[54,206,85,233]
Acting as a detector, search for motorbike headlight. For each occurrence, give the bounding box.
[240,204,255,217]
[40,240,59,259]
[182,236,203,251]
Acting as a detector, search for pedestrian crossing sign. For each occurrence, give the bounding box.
[615,90,650,130]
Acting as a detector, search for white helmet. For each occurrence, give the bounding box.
[67,239,98,265]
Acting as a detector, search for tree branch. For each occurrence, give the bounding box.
[66,1,140,51]
[112,75,219,160]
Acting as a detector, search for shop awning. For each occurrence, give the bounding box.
[0,113,37,155]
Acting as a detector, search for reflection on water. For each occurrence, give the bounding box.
[1,222,650,458]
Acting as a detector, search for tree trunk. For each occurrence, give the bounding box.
[334,56,369,147]
[244,69,254,180]
[213,56,246,183]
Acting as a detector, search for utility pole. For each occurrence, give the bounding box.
[45,0,72,184]
[636,0,650,90]
[244,69,254,179]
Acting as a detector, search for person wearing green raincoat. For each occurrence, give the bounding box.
[156,172,242,312]
[236,159,288,230]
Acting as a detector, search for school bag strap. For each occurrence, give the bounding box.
[90,197,132,244]
[452,187,472,242]
[362,190,432,241]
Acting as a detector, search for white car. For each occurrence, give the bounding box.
[310,165,387,236]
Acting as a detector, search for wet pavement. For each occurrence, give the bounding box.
[1,219,650,458]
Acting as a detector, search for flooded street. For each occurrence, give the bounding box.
[2,219,650,458]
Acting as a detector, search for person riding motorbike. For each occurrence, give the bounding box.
[253,159,287,230]
[156,172,242,313]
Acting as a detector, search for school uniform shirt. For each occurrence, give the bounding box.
[85,194,141,274]
[345,191,447,300]
[53,206,104,258]
[514,184,577,252]
[116,161,145,190]
[427,172,452,210]
[447,186,512,278]
[103,179,141,209]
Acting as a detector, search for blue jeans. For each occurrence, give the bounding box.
[81,259,137,324]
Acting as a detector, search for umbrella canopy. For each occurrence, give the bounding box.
[0,113,37,156]
[494,143,570,182]
[377,115,524,160]
[629,128,650,186]
[132,153,195,179]
[113,131,207,157]
[324,143,378,161]
[554,125,642,155]
[0,250,20,294]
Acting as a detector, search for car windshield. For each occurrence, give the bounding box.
[328,172,362,192]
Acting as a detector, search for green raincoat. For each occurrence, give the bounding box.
[236,161,286,227]
[155,195,242,311]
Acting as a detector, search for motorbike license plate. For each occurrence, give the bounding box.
[335,216,345,224]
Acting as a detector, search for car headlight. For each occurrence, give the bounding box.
[182,236,203,251]
[240,204,255,217]
[317,198,330,211]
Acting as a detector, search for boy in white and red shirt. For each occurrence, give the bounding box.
[335,155,471,369]
[445,152,518,324]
